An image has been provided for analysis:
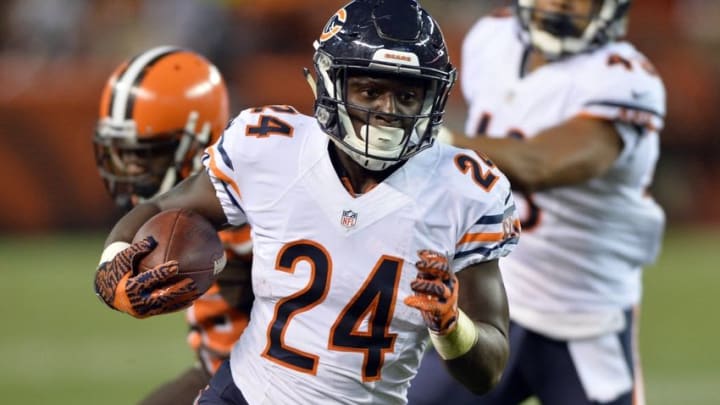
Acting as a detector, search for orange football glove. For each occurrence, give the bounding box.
[404,249,459,335]
[94,237,201,319]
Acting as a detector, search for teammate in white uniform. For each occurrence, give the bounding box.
[410,1,665,404]
[92,1,521,404]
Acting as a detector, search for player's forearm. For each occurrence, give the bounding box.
[442,321,509,394]
[455,116,623,190]
[455,136,548,191]
[104,202,162,247]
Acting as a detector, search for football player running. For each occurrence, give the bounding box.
[94,47,253,404]
[409,1,665,405]
[92,1,521,404]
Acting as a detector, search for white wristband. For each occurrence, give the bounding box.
[429,310,479,360]
[99,241,131,265]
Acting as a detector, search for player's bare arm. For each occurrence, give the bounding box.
[453,116,621,191]
[446,259,509,394]
[104,170,227,247]
[405,252,509,395]
[95,171,228,318]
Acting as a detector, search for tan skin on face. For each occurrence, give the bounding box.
[108,140,175,183]
[345,74,426,136]
[331,74,426,195]
[527,0,597,72]
[533,0,595,27]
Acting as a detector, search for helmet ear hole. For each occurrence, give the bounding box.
[312,0,456,171]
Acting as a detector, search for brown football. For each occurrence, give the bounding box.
[132,208,226,295]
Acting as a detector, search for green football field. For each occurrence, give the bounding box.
[1,228,719,405]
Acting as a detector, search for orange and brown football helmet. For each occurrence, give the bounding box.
[94,46,229,210]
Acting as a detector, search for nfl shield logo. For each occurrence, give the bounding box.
[340,210,358,228]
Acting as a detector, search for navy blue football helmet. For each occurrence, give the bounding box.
[516,0,631,58]
[311,0,456,171]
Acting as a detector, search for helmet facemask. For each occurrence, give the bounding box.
[93,111,211,209]
[313,50,454,171]
[95,47,229,210]
[516,0,631,59]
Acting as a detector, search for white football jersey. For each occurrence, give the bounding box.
[461,16,666,338]
[203,106,519,404]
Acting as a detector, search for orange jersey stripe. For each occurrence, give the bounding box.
[219,225,252,245]
[457,231,506,245]
[208,148,242,198]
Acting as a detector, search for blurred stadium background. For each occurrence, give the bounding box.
[0,0,718,404]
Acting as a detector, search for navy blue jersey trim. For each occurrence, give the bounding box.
[454,236,519,260]
[473,204,516,226]
[221,181,243,212]
[203,167,244,213]
[518,46,531,79]
[584,100,664,118]
[475,213,504,225]
[218,135,234,171]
